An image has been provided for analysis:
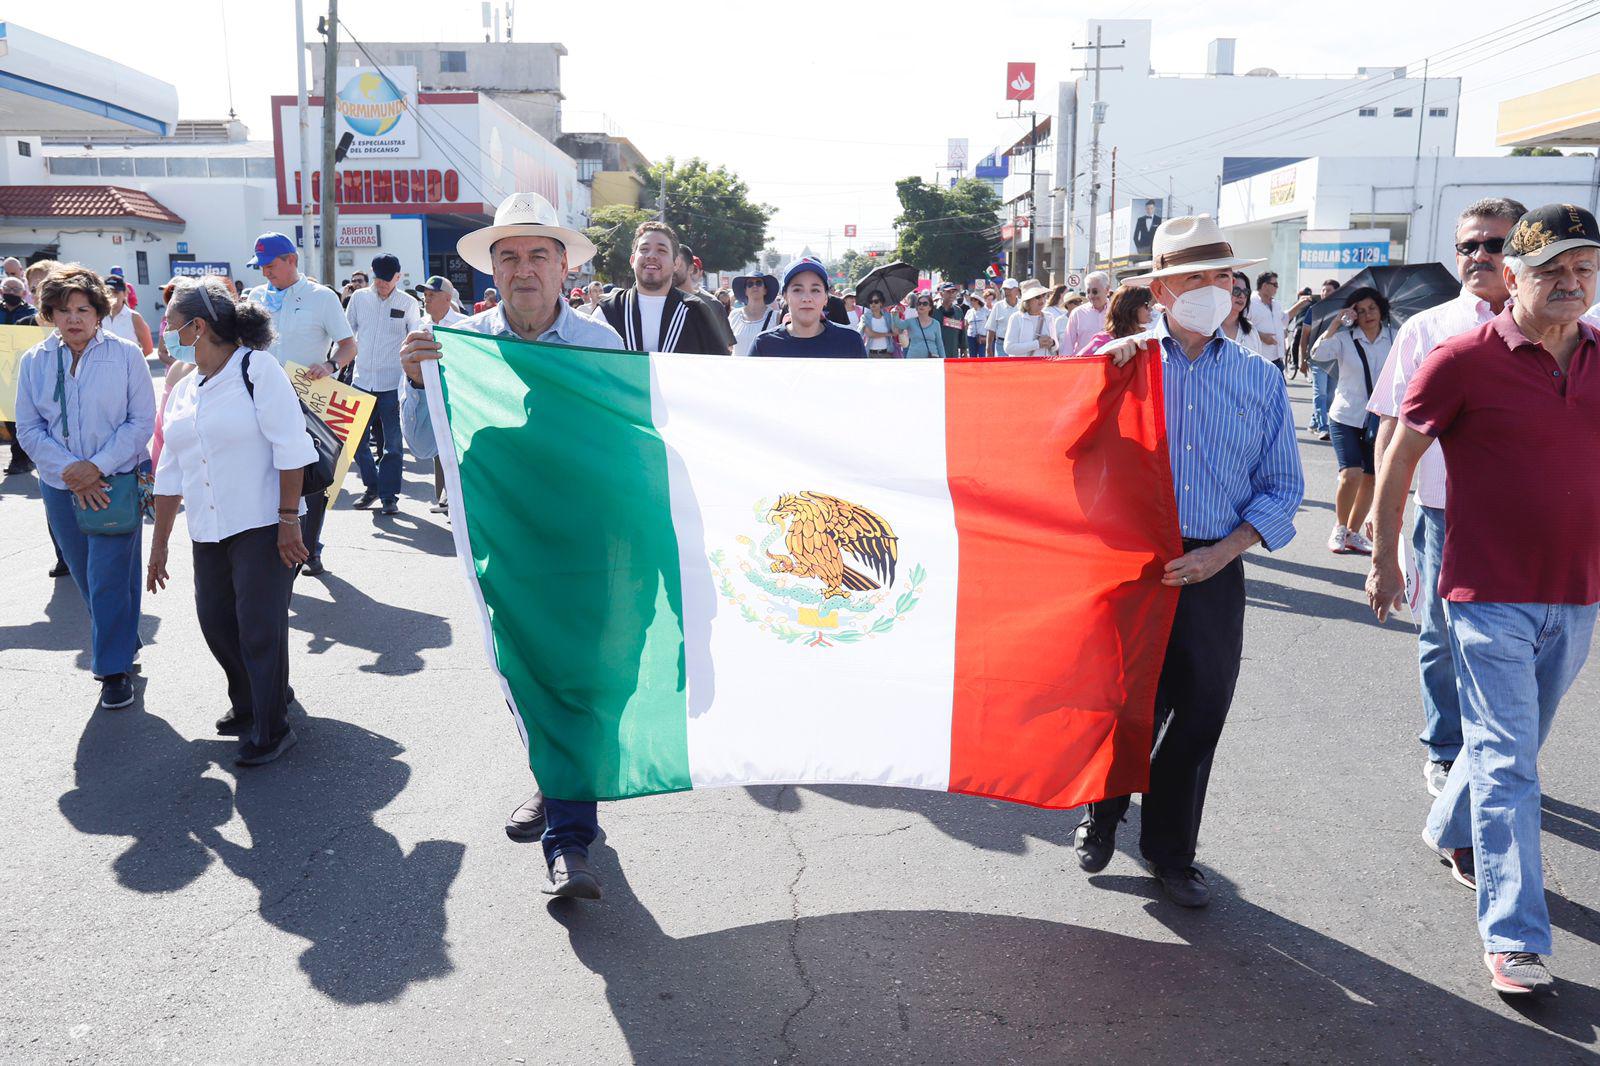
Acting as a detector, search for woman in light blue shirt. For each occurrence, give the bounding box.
[902,293,948,358]
[15,265,156,710]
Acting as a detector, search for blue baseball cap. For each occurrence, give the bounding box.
[782,257,829,290]
[248,232,297,268]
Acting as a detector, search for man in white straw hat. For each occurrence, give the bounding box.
[401,190,623,902]
[1072,215,1304,908]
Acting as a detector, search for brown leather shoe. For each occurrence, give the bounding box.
[505,790,546,842]
[542,852,602,900]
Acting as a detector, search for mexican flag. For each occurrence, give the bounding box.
[425,330,1180,808]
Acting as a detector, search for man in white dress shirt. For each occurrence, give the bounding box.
[1365,196,1525,803]
[1248,271,1287,368]
[345,254,422,515]
[246,231,358,576]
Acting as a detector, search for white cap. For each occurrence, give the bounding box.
[1001,278,1021,290]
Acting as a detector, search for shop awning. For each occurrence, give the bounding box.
[0,21,177,137]
[1497,74,1600,148]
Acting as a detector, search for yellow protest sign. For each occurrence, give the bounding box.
[284,362,375,499]
[0,324,52,424]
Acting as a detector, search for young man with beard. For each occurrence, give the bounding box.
[600,224,731,354]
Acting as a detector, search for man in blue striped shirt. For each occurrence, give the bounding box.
[1075,216,1304,908]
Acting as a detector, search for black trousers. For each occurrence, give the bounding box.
[300,492,328,563]
[193,524,296,748]
[1089,548,1246,870]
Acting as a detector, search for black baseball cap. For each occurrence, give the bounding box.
[370,254,402,281]
[1506,203,1600,267]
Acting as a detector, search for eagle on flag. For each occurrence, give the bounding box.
[766,491,899,600]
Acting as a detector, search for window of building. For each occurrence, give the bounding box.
[208,157,245,178]
[1429,107,1449,118]
[47,157,97,176]
[97,157,135,177]
[166,157,207,177]
[135,157,167,177]
[246,158,276,179]
[396,50,422,69]
[17,140,31,157]
[1358,107,1377,117]
[577,158,603,182]
[439,50,467,73]
[1394,106,1414,118]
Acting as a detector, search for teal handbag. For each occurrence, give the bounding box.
[56,347,150,536]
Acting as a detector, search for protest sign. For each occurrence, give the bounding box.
[0,325,52,424]
[284,362,375,499]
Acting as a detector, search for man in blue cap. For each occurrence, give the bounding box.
[345,253,422,515]
[245,231,358,577]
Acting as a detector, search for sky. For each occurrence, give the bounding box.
[13,0,1600,256]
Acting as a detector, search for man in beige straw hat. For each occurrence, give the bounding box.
[1072,215,1304,908]
[401,190,624,902]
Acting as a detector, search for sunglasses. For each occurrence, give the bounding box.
[1231,287,1248,297]
[1455,238,1506,256]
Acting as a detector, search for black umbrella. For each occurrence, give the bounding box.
[853,261,921,307]
[1304,263,1459,338]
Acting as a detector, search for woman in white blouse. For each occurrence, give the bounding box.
[147,277,315,767]
[1001,280,1059,356]
[1310,287,1396,556]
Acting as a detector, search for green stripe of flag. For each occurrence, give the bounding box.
[436,330,692,799]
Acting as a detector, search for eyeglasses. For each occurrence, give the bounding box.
[1231,287,1248,297]
[1455,238,1506,257]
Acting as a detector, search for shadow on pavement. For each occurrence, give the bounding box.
[58,679,233,893]
[58,696,464,1006]
[367,510,456,556]
[290,571,451,674]
[1245,576,1378,626]
[1544,796,1600,852]
[192,710,466,1005]
[553,843,1596,1062]
[743,784,1077,855]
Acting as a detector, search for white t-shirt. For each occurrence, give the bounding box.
[966,306,988,337]
[986,300,1020,353]
[729,304,781,357]
[248,277,353,367]
[1248,294,1287,363]
[637,293,666,350]
[102,305,141,345]
[863,313,894,351]
[435,308,466,328]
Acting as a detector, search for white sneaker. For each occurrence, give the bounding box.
[1327,525,1351,554]
[1344,529,1374,555]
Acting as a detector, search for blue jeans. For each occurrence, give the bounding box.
[1425,600,1597,954]
[1413,506,1461,762]
[1310,366,1332,432]
[542,798,599,866]
[354,388,403,503]
[41,483,143,677]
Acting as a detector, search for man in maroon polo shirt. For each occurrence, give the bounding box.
[1367,203,1600,997]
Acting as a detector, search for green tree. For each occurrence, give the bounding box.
[584,204,655,284]
[829,249,875,288]
[1509,146,1564,157]
[642,157,774,273]
[892,177,1003,284]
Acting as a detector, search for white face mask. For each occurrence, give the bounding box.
[1165,284,1232,335]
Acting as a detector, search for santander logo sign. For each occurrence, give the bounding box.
[1006,62,1036,101]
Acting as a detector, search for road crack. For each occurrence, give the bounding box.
[774,785,819,1064]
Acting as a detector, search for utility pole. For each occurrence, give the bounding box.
[293,0,315,259]
[1071,28,1124,271]
[658,166,668,222]
[1407,58,1429,265]
[1108,146,1117,265]
[1027,109,1038,279]
[319,0,339,288]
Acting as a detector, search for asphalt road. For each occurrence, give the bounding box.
[2,377,1597,1065]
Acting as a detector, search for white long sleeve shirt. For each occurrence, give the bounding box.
[155,347,315,543]
[345,285,422,392]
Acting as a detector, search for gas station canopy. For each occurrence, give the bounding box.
[1497,74,1600,149]
[0,21,177,137]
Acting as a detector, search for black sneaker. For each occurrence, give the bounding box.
[353,490,380,510]
[301,557,326,577]
[1074,817,1116,873]
[379,499,400,515]
[542,852,602,900]
[215,708,254,736]
[49,560,71,578]
[1424,758,1453,798]
[235,728,299,767]
[1153,865,1211,908]
[99,673,135,710]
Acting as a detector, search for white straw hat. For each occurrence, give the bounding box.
[457,192,597,275]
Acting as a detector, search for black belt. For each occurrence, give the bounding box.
[1182,537,1222,550]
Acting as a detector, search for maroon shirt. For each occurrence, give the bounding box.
[1402,308,1600,605]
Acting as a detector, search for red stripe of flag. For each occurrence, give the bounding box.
[944,352,1181,808]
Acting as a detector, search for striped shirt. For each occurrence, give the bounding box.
[1156,315,1304,550]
